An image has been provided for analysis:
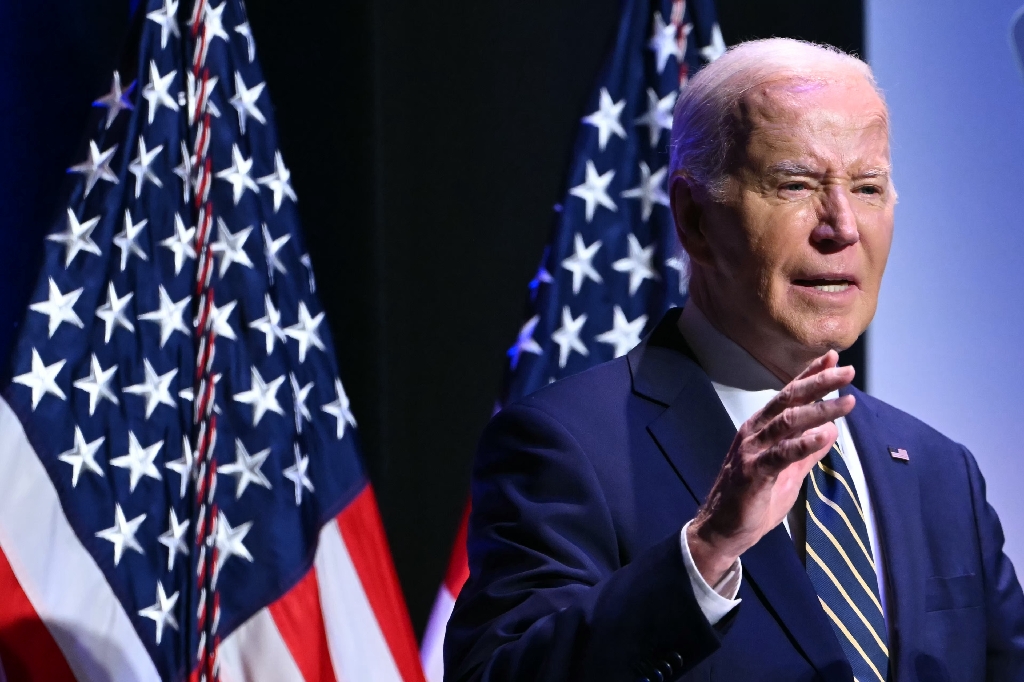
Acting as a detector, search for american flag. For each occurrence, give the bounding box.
[419,1,725,679]
[0,1,425,681]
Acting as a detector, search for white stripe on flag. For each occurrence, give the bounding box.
[0,395,160,681]
[218,607,305,682]
[315,518,404,682]
[420,585,456,682]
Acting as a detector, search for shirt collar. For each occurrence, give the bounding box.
[677,303,783,428]
[676,304,840,429]
[676,303,785,392]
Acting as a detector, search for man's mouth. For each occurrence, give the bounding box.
[792,278,855,293]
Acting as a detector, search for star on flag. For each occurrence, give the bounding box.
[569,160,617,223]
[582,87,627,151]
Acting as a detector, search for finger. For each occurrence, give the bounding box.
[794,349,840,382]
[756,395,855,447]
[785,365,855,406]
[752,365,855,428]
[749,394,855,452]
[756,422,837,474]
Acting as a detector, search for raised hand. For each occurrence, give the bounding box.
[686,350,856,585]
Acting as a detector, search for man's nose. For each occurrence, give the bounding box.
[810,187,860,250]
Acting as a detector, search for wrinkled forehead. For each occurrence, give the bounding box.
[731,73,891,166]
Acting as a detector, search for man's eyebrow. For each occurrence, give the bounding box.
[766,161,822,177]
[765,161,892,179]
[856,167,891,179]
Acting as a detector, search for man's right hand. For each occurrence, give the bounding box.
[685,350,856,586]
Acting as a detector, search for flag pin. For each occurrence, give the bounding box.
[888,446,910,461]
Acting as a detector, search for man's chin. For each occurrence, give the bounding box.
[776,310,868,356]
[792,321,864,356]
[780,288,872,343]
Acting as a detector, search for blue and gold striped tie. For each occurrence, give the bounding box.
[805,441,889,682]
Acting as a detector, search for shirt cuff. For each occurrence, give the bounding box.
[680,519,743,626]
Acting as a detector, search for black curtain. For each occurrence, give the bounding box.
[0,0,130,385]
[0,0,862,635]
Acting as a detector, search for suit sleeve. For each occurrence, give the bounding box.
[443,401,727,682]
[961,446,1024,680]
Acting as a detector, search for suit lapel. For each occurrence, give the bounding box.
[843,387,925,682]
[628,311,849,681]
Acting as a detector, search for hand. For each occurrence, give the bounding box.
[686,350,855,586]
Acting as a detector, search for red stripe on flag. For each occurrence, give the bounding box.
[0,547,76,682]
[443,503,471,597]
[268,567,338,682]
[337,486,426,682]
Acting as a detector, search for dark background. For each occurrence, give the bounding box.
[0,0,862,635]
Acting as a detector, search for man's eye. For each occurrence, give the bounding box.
[782,182,807,192]
[856,185,881,195]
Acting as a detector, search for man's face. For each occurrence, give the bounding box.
[678,74,894,375]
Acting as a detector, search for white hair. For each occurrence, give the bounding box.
[668,38,884,200]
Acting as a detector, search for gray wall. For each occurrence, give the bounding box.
[867,0,1024,568]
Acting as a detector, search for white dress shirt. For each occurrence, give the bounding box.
[675,303,888,628]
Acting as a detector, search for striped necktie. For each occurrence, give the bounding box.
[805,440,890,682]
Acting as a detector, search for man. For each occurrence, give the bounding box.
[444,39,1024,682]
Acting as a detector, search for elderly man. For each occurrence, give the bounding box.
[444,39,1024,682]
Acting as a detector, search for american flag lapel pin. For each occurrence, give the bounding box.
[888,446,910,461]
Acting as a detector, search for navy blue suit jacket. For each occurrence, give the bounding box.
[445,310,1024,682]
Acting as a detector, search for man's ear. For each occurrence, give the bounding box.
[670,174,713,267]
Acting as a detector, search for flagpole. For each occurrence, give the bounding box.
[186,0,221,679]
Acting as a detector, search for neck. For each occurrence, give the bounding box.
[687,275,815,384]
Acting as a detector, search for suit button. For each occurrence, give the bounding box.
[658,660,673,677]
[670,652,684,669]
[637,678,650,682]
[651,671,664,682]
